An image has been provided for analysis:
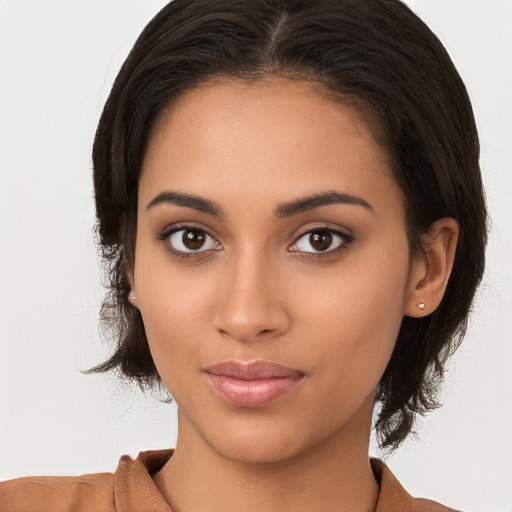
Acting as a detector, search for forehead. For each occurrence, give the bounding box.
[139,78,402,219]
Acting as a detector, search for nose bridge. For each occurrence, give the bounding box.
[213,246,289,342]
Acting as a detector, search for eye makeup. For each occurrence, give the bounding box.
[157,220,354,263]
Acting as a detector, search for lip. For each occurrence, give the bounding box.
[203,360,304,408]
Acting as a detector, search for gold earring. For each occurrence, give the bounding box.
[417,303,425,310]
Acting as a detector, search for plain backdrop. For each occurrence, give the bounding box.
[0,1,511,511]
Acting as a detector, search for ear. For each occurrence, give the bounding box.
[405,217,459,318]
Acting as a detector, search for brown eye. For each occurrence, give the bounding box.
[292,228,348,254]
[167,228,220,253]
[182,229,206,250]
[309,231,333,251]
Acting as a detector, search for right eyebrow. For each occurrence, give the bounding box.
[145,191,225,217]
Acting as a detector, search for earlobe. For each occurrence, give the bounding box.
[405,217,459,318]
[126,269,139,310]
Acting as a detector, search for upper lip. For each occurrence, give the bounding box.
[203,360,304,380]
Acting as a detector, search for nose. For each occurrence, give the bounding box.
[212,250,291,343]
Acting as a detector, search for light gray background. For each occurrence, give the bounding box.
[0,2,510,511]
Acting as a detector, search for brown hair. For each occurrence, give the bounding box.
[89,0,487,451]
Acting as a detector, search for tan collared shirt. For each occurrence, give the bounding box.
[0,450,460,511]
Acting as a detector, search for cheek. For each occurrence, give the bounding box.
[137,292,207,403]
[135,228,215,321]
[291,240,410,385]
[137,276,211,355]
[133,242,214,382]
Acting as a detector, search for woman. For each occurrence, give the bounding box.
[0,0,489,510]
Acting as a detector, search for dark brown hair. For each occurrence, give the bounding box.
[89,0,487,451]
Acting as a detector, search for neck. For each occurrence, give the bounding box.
[153,396,379,512]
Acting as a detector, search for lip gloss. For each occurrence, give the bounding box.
[203,360,304,408]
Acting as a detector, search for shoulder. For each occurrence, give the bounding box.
[0,450,173,512]
[371,459,462,512]
[414,497,462,512]
[0,472,115,512]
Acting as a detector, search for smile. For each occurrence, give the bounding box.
[203,361,304,408]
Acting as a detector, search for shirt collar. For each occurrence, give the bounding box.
[114,450,418,512]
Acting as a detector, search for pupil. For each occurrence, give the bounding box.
[310,231,332,251]
[183,230,205,250]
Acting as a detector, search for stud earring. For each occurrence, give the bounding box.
[417,303,425,310]
[130,295,137,301]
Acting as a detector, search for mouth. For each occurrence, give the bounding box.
[203,360,305,408]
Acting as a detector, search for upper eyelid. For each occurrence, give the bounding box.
[158,222,352,247]
[288,228,354,261]
[160,225,221,257]
[159,222,218,239]
[158,224,221,253]
[289,226,353,253]
[292,224,352,241]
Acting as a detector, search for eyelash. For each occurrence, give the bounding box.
[158,224,221,260]
[158,224,353,260]
[289,227,353,259]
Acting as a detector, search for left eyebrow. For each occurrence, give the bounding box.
[274,191,374,218]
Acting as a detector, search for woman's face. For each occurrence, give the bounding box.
[134,79,419,463]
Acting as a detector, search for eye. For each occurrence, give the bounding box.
[291,228,349,254]
[166,228,220,253]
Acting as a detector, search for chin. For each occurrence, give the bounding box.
[211,436,307,465]
[198,415,328,466]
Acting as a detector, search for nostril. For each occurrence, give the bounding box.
[213,301,290,342]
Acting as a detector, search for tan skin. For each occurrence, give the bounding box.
[130,78,458,512]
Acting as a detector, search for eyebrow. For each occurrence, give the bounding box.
[146,190,372,218]
[274,191,373,218]
[146,191,225,216]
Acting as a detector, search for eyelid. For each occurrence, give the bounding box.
[158,222,222,257]
[158,221,219,239]
[157,222,352,259]
[288,225,353,255]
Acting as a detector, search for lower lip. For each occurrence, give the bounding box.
[206,374,303,408]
